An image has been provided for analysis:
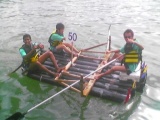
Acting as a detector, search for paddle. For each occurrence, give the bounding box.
[5,54,123,120]
[81,50,106,54]
[8,63,23,75]
[81,42,108,52]
[6,112,26,120]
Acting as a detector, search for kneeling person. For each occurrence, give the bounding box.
[48,23,79,55]
[19,34,62,76]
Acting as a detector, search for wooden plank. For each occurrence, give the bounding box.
[60,82,81,93]
[83,53,111,96]
[55,51,81,80]
[82,50,106,54]
[82,42,108,51]
[53,51,82,93]
[62,71,82,79]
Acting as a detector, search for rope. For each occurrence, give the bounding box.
[132,80,136,89]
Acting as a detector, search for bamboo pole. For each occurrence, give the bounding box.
[79,55,103,60]
[60,82,81,93]
[82,50,106,54]
[54,79,77,82]
[81,42,108,52]
[62,71,90,80]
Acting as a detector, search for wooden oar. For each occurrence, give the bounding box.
[81,42,108,52]
[82,50,106,54]
[79,54,103,60]
[8,63,23,75]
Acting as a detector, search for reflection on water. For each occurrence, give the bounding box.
[0,0,160,120]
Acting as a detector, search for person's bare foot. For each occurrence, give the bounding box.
[94,74,102,80]
[102,61,107,65]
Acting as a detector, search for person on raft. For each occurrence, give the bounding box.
[95,29,144,80]
[19,34,63,76]
[48,23,79,56]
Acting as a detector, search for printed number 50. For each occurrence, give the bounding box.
[68,32,77,41]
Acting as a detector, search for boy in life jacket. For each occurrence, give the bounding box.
[95,29,144,80]
[48,23,79,56]
[19,34,63,76]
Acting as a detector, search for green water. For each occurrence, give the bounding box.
[1,0,160,120]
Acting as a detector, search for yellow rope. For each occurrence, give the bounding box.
[132,80,136,89]
[143,66,148,73]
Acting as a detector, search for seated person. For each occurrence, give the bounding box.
[19,34,63,76]
[95,29,144,80]
[48,23,79,56]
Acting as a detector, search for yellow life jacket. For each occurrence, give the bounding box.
[124,50,140,63]
[20,44,39,64]
[48,30,63,47]
[30,53,39,63]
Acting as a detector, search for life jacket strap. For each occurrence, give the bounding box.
[30,53,39,63]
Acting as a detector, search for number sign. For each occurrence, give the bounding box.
[68,32,77,41]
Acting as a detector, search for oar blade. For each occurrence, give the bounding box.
[6,112,25,120]
[7,64,23,76]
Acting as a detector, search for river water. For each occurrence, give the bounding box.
[0,0,160,120]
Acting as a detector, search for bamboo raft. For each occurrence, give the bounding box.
[27,49,147,103]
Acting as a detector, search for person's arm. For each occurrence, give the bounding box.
[133,41,144,50]
[20,48,36,60]
[128,39,144,50]
[19,48,26,57]
[38,43,44,49]
[111,49,120,53]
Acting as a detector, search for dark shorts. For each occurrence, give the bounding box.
[51,47,57,52]
[26,63,40,74]
[50,47,64,54]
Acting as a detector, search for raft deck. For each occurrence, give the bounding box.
[28,51,147,103]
